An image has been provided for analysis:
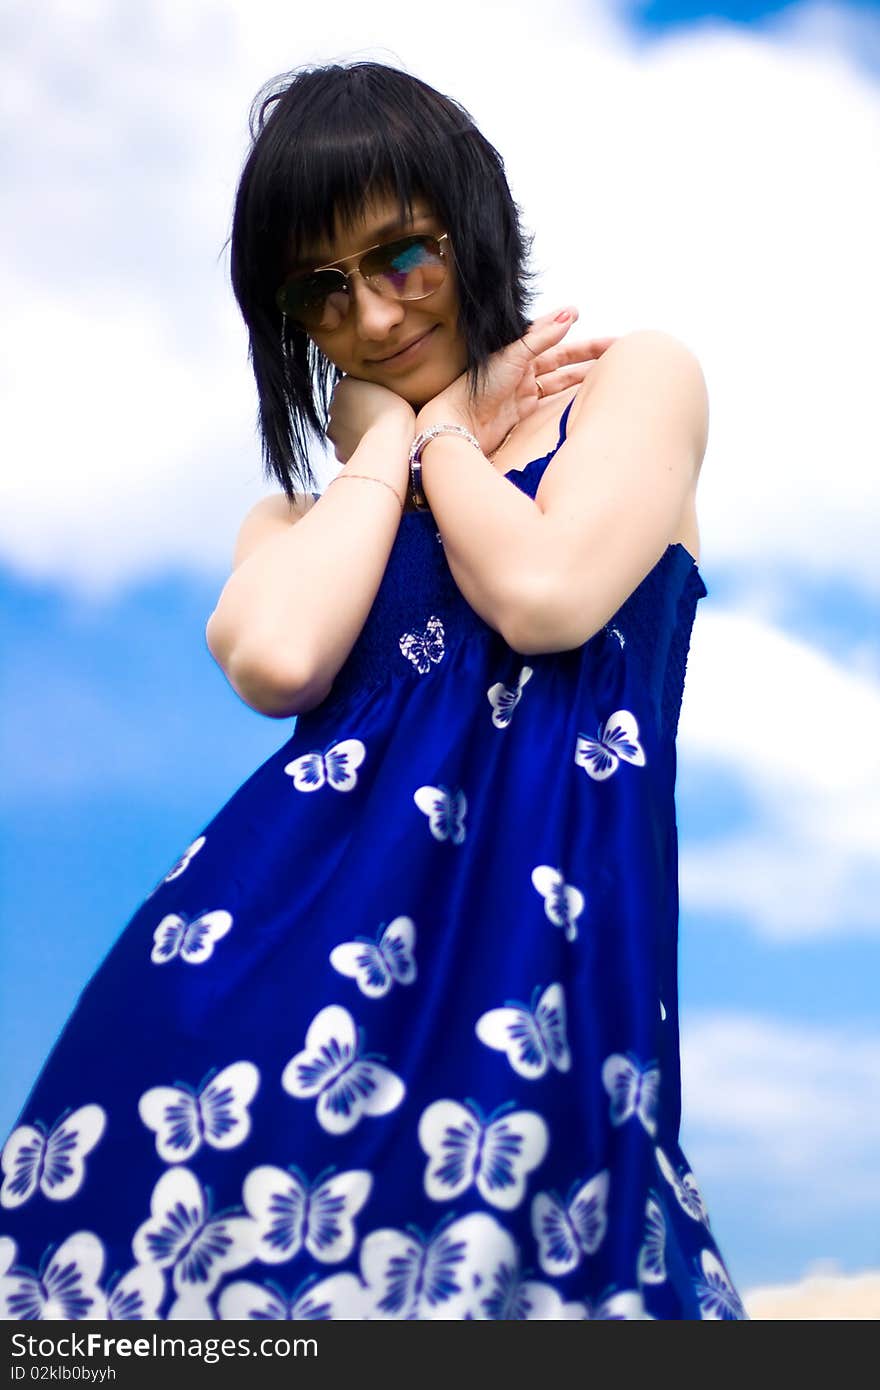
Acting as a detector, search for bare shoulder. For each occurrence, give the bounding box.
[569,328,709,463]
[556,329,707,564]
[232,490,318,570]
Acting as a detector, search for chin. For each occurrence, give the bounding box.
[405,363,467,411]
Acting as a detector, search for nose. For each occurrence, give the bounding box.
[347,273,406,343]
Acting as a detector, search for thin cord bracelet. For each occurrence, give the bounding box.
[326,472,405,516]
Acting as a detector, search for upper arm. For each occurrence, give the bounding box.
[230,491,317,571]
[205,490,317,666]
[507,330,708,654]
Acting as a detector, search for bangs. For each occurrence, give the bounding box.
[249,67,469,289]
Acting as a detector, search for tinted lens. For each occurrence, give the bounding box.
[361,235,447,301]
[277,271,349,330]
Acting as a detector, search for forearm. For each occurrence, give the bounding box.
[209,417,412,701]
[416,424,546,644]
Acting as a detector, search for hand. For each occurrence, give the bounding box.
[327,376,416,464]
[417,309,617,455]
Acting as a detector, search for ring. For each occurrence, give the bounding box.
[535,379,545,400]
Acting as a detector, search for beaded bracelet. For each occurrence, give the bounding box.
[326,471,405,516]
[408,423,482,511]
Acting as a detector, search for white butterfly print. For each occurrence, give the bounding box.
[132,1167,255,1315]
[218,1273,367,1321]
[281,1004,405,1136]
[418,1099,548,1211]
[138,1061,260,1164]
[660,998,667,1021]
[0,1237,15,1276]
[399,615,445,674]
[283,738,366,792]
[106,1263,165,1320]
[637,1193,667,1286]
[583,1288,655,1319]
[150,909,233,966]
[242,1164,372,1266]
[530,1169,610,1276]
[655,1146,710,1226]
[360,1211,514,1320]
[413,784,467,843]
[475,982,571,1080]
[1,1104,106,1209]
[574,709,646,781]
[0,1232,108,1320]
[476,1260,587,1320]
[530,865,585,943]
[695,1249,748,1320]
[486,665,533,729]
[161,1294,217,1321]
[162,835,206,883]
[601,1053,660,1137]
[330,916,417,998]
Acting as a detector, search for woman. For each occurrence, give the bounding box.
[0,61,746,1321]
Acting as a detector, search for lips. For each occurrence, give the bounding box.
[371,327,434,363]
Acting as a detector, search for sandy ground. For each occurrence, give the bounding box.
[743,1271,880,1319]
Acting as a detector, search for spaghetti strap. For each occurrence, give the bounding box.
[556,395,575,450]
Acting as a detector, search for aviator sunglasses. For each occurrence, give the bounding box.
[276,231,451,332]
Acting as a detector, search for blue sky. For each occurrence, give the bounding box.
[2,0,879,1297]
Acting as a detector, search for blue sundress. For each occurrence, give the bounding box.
[0,398,747,1321]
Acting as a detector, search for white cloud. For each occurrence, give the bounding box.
[677,605,880,939]
[744,1267,880,1320]
[1,0,878,597]
[680,1012,880,1223]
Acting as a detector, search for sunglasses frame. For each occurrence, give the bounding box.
[276,231,451,325]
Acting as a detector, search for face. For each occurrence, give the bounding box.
[284,190,468,408]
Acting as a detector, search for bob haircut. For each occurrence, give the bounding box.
[229,60,537,500]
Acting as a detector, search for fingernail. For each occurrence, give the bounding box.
[555,309,573,322]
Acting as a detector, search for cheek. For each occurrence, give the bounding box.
[309,332,350,369]
[433,275,464,336]
[439,268,460,311]
[436,272,464,329]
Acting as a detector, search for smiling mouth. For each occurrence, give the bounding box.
[370,327,436,363]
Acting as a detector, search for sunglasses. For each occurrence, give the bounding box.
[276,231,451,332]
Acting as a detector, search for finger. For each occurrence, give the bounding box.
[519,307,580,359]
[536,361,596,394]
[530,336,617,375]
